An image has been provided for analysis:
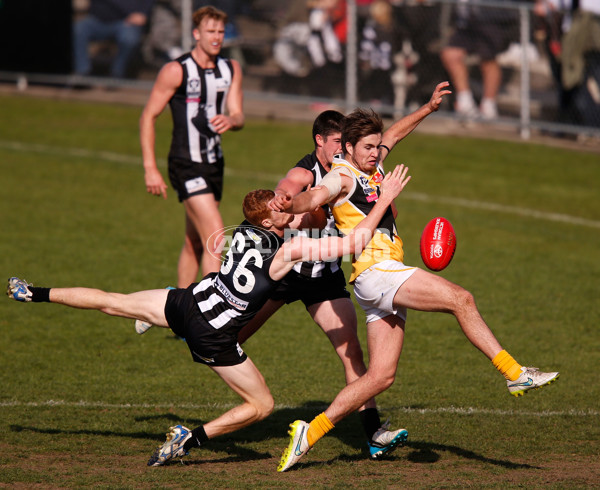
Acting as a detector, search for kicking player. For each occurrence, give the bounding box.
[274,107,560,472]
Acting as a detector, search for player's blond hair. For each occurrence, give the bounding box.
[192,6,228,28]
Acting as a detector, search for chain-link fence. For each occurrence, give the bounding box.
[1,0,599,140]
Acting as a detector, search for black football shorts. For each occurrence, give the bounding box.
[164,286,247,367]
[168,157,224,202]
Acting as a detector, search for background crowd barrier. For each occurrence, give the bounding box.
[1,0,599,141]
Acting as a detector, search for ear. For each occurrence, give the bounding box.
[345,141,353,157]
[193,28,200,41]
[315,134,325,148]
[261,217,273,229]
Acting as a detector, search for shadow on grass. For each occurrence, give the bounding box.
[9,401,538,470]
[280,439,538,473]
[9,423,272,463]
[402,440,539,469]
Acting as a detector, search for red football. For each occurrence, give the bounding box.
[420,217,456,271]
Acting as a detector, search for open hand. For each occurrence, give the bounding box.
[380,164,411,202]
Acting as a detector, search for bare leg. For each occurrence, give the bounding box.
[441,46,470,93]
[238,299,284,345]
[177,214,203,288]
[204,357,274,438]
[178,194,224,287]
[481,59,502,100]
[309,297,376,411]
[324,315,405,424]
[48,288,171,327]
[392,269,502,360]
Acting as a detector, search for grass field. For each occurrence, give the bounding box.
[1,93,599,488]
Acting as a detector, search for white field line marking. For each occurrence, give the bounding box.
[1,400,598,417]
[2,140,599,229]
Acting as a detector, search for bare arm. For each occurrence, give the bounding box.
[270,167,353,214]
[139,61,182,199]
[275,166,315,198]
[269,165,411,280]
[379,81,451,162]
[210,59,244,134]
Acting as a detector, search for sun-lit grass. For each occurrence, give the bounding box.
[0,93,598,487]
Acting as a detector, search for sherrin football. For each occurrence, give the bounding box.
[420,217,456,271]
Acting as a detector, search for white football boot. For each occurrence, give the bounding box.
[507,366,560,397]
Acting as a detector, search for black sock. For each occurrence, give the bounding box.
[359,408,382,441]
[30,287,51,303]
[184,425,209,451]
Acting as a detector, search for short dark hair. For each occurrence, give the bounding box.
[341,108,383,153]
[312,110,344,147]
[243,189,275,227]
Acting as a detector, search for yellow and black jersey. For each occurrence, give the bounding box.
[331,157,404,282]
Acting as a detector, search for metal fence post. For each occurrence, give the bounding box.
[345,0,358,113]
[519,4,531,140]
[182,0,193,53]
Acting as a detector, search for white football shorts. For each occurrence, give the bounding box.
[353,260,418,323]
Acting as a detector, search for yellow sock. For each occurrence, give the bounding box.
[307,413,335,447]
[492,349,523,381]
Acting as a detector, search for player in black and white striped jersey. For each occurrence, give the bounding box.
[7,170,411,466]
[140,6,244,288]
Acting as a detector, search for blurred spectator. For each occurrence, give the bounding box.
[440,0,518,120]
[73,0,154,78]
[273,0,345,98]
[359,0,395,105]
[535,0,600,128]
[306,0,345,69]
[143,0,183,68]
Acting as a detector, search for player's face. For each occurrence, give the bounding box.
[269,209,294,230]
[320,132,342,166]
[347,133,382,174]
[194,18,225,56]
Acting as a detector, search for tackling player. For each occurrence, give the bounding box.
[6,165,410,467]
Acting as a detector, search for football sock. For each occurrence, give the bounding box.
[307,413,334,447]
[29,287,50,303]
[492,349,523,381]
[359,408,381,441]
[184,426,208,451]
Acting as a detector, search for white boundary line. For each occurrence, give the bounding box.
[1,400,598,417]
[2,140,599,230]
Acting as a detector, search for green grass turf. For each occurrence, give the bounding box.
[0,93,599,487]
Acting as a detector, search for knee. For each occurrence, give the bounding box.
[184,233,203,254]
[452,286,476,313]
[367,369,396,393]
[252,393,274,422]
[378,373,396,392]
[441,47,464,66]
[205,229,225,255]
[334,333,364,363]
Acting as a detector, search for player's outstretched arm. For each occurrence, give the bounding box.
[270,184,330,214]
[275,166,315,200]
[270,168,352,214]
[379,81,452,162]
[269,165,410,280]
